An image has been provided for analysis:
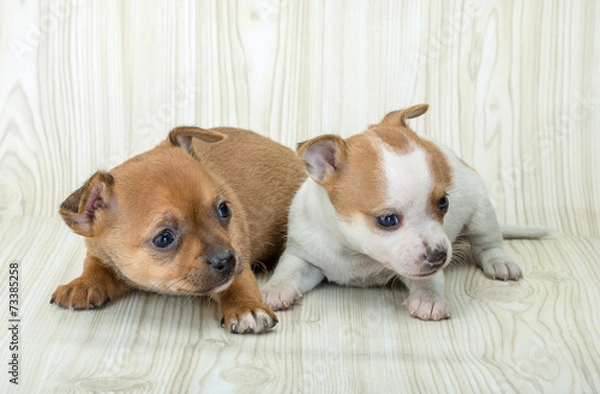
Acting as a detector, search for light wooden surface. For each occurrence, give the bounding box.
[2,217,600,393]
[1,1,599,393]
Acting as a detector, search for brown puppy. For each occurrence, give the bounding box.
[51,127,306,334]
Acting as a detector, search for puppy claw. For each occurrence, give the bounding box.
[51,280,115,310]
[405,295,450,321]
[262,316,277,328]
[481,258,523,281]
[261,283,302,311]
[223,306,277,334]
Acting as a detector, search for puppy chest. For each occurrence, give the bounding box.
[320,252,396,287]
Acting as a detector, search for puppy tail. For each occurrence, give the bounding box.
[500,225,553,240]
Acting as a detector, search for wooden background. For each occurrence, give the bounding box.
[1,1,599,393]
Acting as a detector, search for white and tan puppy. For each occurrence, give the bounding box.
[261,104,549,321]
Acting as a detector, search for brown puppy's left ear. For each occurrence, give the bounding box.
[168,126,227,157]
[379,103,429,127]
[59,171,115,237]
[296,134,348,185]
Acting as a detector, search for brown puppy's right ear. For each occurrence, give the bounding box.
[59,171,114,237]
[296,134,348,185]
[168,126,227,157]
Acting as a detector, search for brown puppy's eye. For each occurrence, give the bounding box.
[153,229,176,249]
[217,202,231,219]
[438,195,449,212]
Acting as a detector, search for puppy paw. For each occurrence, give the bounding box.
[481,257,523,281]
[51,278,114,310]
[221,303,278,334]
[405,293,450,321]
[261,282,302,311]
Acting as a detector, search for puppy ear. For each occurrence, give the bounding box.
[59,171,114,237]
[296,134,348,184]
[379,103,429,127]
[168,126,227,157]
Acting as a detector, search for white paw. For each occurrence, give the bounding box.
[261,282,302,311]
[224,309,278,334]
[405,293,450,321]
[480,257,523,281]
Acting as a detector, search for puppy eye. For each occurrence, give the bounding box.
[438,195,449,212]
[153,229,176,249]
[376,214,400,229]
[217,202,231,219]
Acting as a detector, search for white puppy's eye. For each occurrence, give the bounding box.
[376,214,400,229]
[438,195,449,212]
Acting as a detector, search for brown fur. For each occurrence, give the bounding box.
[195,128,308,267]
[52,127,306,333]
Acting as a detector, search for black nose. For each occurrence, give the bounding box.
[426,248,447,266]
[208,250,235,274]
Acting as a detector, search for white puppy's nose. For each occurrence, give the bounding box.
[425,247,447,266]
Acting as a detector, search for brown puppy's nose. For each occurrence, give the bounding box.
[208,250,235,275]
[426,248,447,266]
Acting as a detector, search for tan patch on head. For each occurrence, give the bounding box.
[318,104,453,226]
[326,132,388,220]
[362,124,453,223]
[375,104,453,221]
[367,124,418,154]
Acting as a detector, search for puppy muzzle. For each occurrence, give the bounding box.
[180,249,241,295]
[399,244,452,280]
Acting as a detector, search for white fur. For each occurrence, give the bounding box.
[261,136,549,320]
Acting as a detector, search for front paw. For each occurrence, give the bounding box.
[261,282,302,311]
[481,257,523,281]
[221,303,278,334]
[50,278,114,310]
[405,293,450,321]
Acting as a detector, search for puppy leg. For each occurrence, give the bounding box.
[261,252,325,311]
[467,199,523,281]
[403,271,450,321]
[217,264,278,334]
[51,254,132,309]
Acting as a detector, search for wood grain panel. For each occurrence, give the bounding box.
[1,0,598,236]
